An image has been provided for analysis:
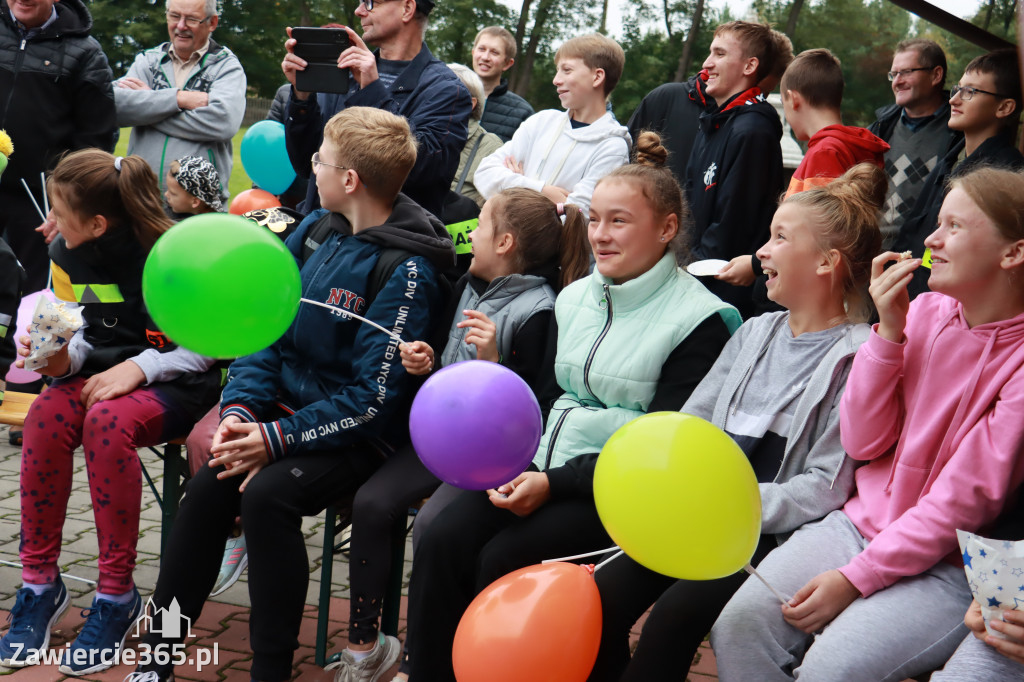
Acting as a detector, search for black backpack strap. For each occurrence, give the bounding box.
[300,212,338,265]
[367,248,419,306]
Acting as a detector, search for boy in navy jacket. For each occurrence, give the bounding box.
[132,107,454,682]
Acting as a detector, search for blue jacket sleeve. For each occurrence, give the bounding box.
[346,74,471,201]
[260,256,442,459]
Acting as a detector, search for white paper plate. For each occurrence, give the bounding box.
[686,259,729,277]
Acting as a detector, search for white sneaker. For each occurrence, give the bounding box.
[210,533,247,597]
[329,633,401,682]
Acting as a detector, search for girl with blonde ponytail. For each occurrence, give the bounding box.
[0,149,221,674]
[592,163,886,681]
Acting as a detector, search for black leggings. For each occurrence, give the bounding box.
[347,443,440,644]
[403,489,615,682]
[142,447,382,681]
[589,535,775,681]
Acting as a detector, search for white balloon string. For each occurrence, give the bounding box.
[542,545,620,564]
[300,297,405,345]
[593,549,625,572]
[20,179,46,222]
[745,562,789,605]
[0,559,97,586]
[40,172,49,216]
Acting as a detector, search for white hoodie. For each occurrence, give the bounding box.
[474,109,631,217]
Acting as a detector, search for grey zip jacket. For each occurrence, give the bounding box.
[114,39,246,201]
[682,311,868,537]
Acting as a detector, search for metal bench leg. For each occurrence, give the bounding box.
[316,505,338,667]
[160,441,184,557]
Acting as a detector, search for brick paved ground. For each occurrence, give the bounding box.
[0,423,720,681]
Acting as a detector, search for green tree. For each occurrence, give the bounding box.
[425,0,518,65]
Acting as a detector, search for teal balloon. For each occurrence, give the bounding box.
[143,213,301,358]
[240,120,297,195]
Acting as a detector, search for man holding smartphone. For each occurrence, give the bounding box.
[282,0,471,220]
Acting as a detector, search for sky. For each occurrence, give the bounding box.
[497,0,987,40]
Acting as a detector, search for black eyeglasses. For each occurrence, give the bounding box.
[887,67,932,81]
[165,11,213,28]
[360,0,398,10]
[950,83,1012,101]
[311,152,349,174]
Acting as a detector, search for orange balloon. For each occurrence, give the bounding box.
[453,563,602,682]
[229,188,281,215]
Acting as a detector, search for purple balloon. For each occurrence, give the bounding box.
[410,360,543,490]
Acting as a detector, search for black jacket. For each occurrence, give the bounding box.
[868,99,961,153]
[0,239,24,378]
[628,73,714,185]
[685,89,783,317]
[0,0,115,193]
[895,131,1024,300]
[49,230,221,419]
[479,79,534,142]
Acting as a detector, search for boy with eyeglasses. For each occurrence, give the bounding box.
[114,0,246,208]
[869,39,961,246]
[125,106,454,682]
[893,48,1024,300]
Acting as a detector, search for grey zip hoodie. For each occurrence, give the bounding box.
[683,311,868,537]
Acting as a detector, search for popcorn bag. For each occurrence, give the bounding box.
[23,297,83,371]
[957,529,1024,639]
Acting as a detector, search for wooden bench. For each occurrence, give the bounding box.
[0,390,187,554]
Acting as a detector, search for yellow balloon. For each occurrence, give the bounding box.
[593,412,761,580]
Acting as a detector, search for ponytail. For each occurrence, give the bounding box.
[48,149,172,251]
[489,188,591,291]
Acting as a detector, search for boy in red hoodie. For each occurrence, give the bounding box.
[782,49,889,197]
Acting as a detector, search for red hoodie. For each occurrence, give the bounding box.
[785,124,890,198]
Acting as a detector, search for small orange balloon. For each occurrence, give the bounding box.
[453,563,602,682]
[229,188,280,215]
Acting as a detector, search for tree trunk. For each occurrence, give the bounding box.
[785,0,805,39]
[512,0,556,95]
[599,0,609,34]
[300,0,312,27]
[980,0,995,31]
[674,0,704,82]
[663,0,673,38]
[510,0,535,92]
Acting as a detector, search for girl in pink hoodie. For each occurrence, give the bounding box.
[711,165,1024,682]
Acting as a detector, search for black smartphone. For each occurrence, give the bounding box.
[291,27,351,94]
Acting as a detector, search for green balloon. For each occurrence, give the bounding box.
[143,213,301,358]
[0,154,7,178]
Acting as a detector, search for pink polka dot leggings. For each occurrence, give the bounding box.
[19,376,191,595]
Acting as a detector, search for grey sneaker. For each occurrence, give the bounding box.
[328,633,401,682]
[210,533,247,597]
[123,672,175,682]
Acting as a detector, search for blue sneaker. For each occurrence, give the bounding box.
[0,580,70,667]
[59,587,143,676]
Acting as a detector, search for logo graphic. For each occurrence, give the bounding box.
[703,162,718,188]
[133,598,194,640]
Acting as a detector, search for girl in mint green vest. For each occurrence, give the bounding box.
[401,131,740,682]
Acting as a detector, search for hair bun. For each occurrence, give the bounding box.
[829,163,888,211]
[633,130,669,168]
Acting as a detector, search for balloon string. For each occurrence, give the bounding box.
[543,545,620,564]
[20,178,46,222]
[745,563,789,605]
[593,549,625,572]
[300,298,406,345]
[0,559,96,586]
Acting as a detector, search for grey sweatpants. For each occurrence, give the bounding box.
[710,510,971,682]
[931,631,1024,681]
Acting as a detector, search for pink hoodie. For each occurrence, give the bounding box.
[839,292,1024,597]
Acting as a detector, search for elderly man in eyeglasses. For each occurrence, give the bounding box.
[114,0,246,210]
[868,38,961,247]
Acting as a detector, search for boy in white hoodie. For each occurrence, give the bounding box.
[474,33,630,218]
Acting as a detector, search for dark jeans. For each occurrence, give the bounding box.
[403,489,614,682]
[590,534,775,681]
[142,447,382,681]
